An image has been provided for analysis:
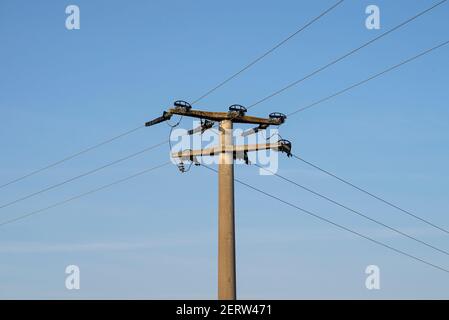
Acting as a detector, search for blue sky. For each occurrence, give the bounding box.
[0,0,448,299]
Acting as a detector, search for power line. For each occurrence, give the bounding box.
[287,39,449,116]
[291,153,449,235]
[0,140,168,210]
[191,0,345,104]
[271,41,449,236]
[201,165,449,275]
[247,0,447,109]
[0,125,145,190]
[0,2,343,190]
[254,163,449,257]
[3,1,445,194]
[0,162,171,228]
[10,38,443,237]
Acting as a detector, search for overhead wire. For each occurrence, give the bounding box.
[0,162,171,228]
[290,153,449,235]
[0,140,168,210]
[254,163,449,257]
[287,39,449,116]
[0,1,344,190]
[191,0,345,104]
[202,164,449,275]
[0,125,145,190]
[247,0,447,109]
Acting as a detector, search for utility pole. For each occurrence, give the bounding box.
[145,101,291,300]
[217,118,236,300]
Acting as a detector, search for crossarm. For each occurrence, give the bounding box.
[171,142,287,159]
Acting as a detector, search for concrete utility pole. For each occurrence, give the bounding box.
[217,119,236,300]
[145,101,291,300]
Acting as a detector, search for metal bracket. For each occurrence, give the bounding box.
[234,150,250,165]
[145,111,172,127]
[188,119,214,135]
[277,139,292,157]
[241,123,269,137]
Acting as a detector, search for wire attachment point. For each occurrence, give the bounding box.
[228,104,247,117]
[174,100,192,112]
[269,112,287,124]
[278,139,292,157]
[188,119,214,135]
